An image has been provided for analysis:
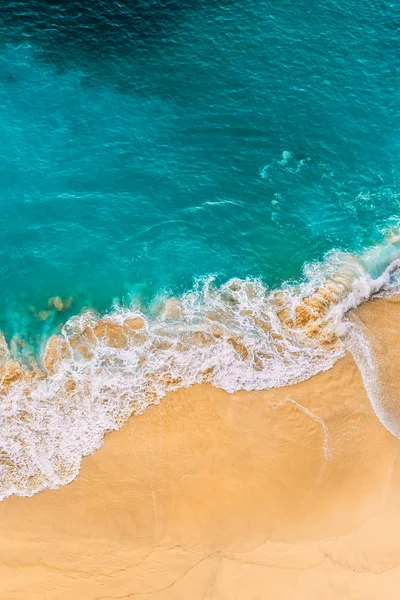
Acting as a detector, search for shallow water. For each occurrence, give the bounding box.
[0,0,400,499]
[0,0,399,342]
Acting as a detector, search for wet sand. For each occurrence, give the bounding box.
[1,297,400,599]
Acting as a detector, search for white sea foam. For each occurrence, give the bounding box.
[347,318,400,440]
[2,232,400,501]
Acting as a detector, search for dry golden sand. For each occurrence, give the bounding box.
[2,297,400,598]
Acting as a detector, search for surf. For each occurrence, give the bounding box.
[1,229,400,501]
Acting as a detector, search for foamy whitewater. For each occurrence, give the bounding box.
[0,0,399,500]
[2,232,400,500]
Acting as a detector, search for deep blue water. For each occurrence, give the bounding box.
[0,0,399,345]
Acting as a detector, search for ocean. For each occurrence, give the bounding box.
[0,0,399,499]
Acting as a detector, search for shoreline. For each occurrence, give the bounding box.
[1,296,400,597]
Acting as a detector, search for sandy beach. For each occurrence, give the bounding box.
[1,296,400,599]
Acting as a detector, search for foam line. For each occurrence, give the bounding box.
[2,230,400,500]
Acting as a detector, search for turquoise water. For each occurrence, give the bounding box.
[0,0,398,345]
[2,0,400,499]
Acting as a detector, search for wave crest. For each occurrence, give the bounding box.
[2,231,400,500]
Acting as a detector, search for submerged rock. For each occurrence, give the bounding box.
[0,360,23,388]
[94,321,128,349]
[43,336,71,374]
[38,310,51,321]
[94,317,147,348]
[124,317,145,330]
[48,296,73,312]
[160,298,184,319]
[228,336,249,360]
[69,327,97,359]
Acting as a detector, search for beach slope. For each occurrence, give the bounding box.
[1,297,400,599]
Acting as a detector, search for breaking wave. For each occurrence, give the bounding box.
[2,229,400,500]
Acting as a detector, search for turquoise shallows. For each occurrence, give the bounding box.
[0,0,398,345]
